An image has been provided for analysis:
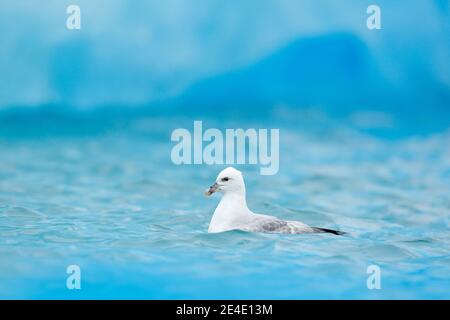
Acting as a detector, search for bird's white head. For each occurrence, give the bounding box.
[205,167,245,197]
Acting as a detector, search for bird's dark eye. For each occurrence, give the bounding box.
[221,177,229,182]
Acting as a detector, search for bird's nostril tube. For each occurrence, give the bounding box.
[204,183,218,196]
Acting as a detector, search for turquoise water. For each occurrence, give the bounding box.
[0,112,449,299]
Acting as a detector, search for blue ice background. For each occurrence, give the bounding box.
[0,0,449,299]
[0,0,449,121]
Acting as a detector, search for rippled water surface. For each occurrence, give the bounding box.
[0,114,449,299]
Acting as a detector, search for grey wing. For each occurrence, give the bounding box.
[241,217,314,234]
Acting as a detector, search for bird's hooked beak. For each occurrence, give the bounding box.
[204,182,219,196]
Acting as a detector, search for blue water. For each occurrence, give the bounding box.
[1,0,449,299]
[0,110,449,299]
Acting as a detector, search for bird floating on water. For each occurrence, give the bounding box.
[205,167,346,235]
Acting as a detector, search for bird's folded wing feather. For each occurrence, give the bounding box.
[240,217,314,234]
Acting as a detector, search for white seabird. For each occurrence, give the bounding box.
[205,167,346,235]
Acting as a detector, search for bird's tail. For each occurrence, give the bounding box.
[312,227,347,236]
